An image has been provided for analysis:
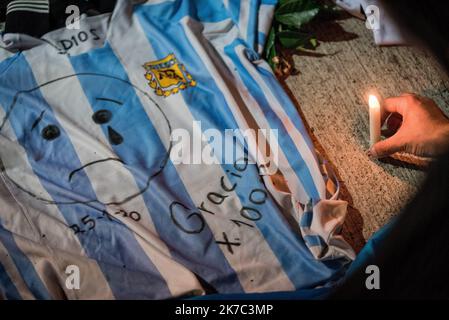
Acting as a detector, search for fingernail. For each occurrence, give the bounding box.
[366,147,378,160]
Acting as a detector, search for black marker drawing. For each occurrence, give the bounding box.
[31,110,45,131]
[215,232,241,254]
[0,73,172,207]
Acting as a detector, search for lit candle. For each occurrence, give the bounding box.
[369,94,381,146]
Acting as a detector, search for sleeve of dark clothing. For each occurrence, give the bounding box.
[331,150,449,299]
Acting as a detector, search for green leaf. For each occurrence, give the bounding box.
[278,31,309,49]
[264,27,279,69]
[264,26,276,58]
[275,9,319,29]
[278,31,318,49]
[265,0,326,72]
[275,0,320,29]
[267,45,278,69]
[264,25,277,67]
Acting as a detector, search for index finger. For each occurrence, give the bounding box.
[382,95,410,115]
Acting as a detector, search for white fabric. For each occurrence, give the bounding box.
[335,0,407,45]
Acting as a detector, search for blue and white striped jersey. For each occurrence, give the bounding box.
[0,0,354,299]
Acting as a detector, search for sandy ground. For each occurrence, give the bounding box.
[283,15,449,252]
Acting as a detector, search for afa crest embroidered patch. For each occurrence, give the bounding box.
[143,54,196,97]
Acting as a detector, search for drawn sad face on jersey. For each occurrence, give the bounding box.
[0,74,171,206]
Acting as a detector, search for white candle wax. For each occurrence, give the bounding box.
[369,95,381,146]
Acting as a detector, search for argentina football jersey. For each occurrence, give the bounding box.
[0,0,355,299]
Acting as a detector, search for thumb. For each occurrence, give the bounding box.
[368,135,405,159]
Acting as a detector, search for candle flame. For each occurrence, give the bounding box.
[368,95,380,110]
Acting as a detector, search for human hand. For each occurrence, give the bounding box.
[367,93,449,159]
